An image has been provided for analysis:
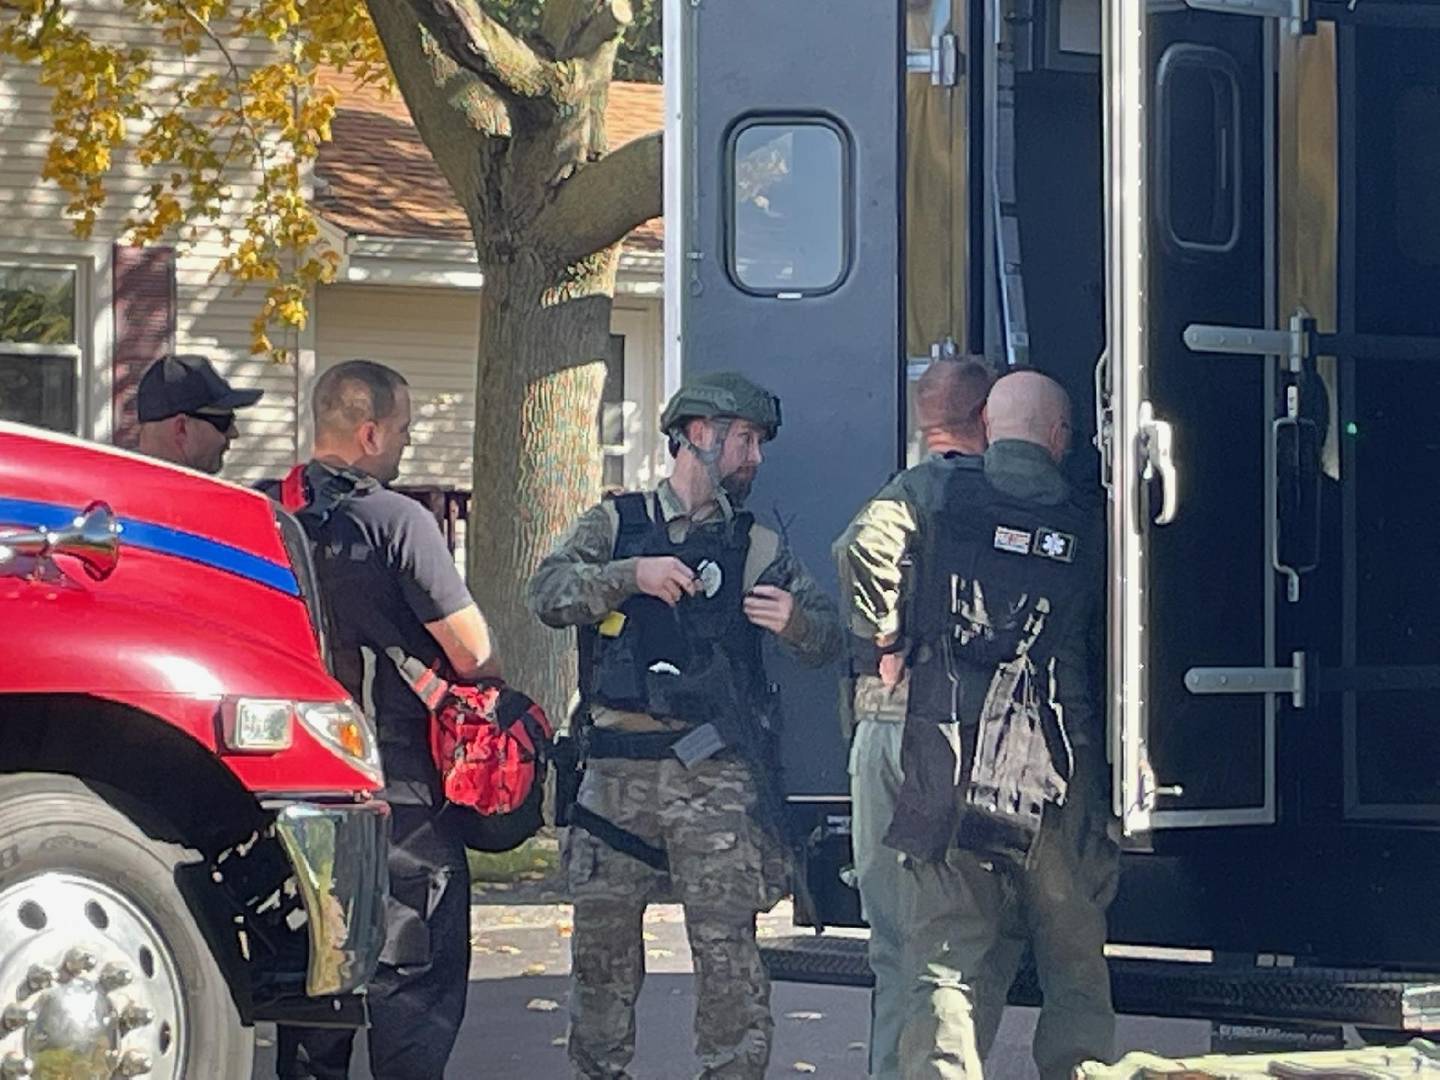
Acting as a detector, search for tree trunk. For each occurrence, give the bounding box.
[367,0,663,720]
[466,251,616,720]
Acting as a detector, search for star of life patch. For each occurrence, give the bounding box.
[1033,527,1076,563]
[993,525,1033,555]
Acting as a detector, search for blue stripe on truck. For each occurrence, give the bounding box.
[0,497,299,596]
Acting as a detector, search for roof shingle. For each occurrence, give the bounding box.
[316,69,663,252]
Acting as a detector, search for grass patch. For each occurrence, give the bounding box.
[467,833,560,884]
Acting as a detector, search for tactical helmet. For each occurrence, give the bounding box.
[659,371,782,441]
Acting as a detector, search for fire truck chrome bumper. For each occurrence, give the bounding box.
[272,800,391,997]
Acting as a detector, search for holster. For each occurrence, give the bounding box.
[551,712,588,828]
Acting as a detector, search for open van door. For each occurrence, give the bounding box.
[663,3,903,822]
[1107,1,1275,837]
[1109,0,1440,966]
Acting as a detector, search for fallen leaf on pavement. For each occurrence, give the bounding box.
[526,998,560,1012]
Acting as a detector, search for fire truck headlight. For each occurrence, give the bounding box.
[296,700,384,787]
[223,698,294,752]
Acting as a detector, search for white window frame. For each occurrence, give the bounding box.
[0,255,90,436]
[611,302,666,489]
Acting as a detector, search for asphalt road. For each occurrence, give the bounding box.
[253,898,1211,1079]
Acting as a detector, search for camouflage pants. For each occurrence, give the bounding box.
[898,748,1119,1080]
[565,755,788,1080]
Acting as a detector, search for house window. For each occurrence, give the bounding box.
[599,334,628,490]
[0,262,81,434]
[729,119,851,295]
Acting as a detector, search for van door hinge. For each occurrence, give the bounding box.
[1185,651,1309,709]
[1186,310,1440,367]
[905,32,964,87]
[1093,350,1114,493]
[1184,310,1315,372]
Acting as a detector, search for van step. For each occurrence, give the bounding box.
[759,935,1440,1031]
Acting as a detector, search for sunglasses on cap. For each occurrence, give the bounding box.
[185,411,236,434]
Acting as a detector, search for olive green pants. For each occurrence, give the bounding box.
[897,752,1119,1080]
[850,716,909,1078]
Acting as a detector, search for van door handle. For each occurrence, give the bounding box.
[1138,401,1179,526]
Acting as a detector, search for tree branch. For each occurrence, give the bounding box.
[538,130,662,267]
[365,0,493,216]
[400,0,558,101]
[540,0,633,62]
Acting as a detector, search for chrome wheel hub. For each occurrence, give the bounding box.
[0,874,184,1079]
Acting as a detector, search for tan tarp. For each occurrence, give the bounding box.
[1078,1038,1440,1079]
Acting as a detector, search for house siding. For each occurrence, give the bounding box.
[0,17,300,483]
[313,284,667,492]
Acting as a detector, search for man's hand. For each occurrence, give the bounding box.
[878,651,906,691]
[635,556,699,606]
[743,584,795,635]
[876,632,905,691]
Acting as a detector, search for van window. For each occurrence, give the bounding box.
[1157,45,1242,254]
[729,120,849,295]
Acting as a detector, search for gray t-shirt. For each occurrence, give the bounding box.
[296,462,473,805]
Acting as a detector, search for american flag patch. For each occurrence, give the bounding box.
[993,526,1032,555]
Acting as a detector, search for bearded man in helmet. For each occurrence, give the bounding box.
[528,371,843,1079]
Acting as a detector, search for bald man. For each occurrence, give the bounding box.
[883,370,1116,1080]
[834,357,996,1079]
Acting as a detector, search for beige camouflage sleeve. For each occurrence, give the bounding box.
[832,477,921,642]
[756,545,844,668]
[525,502,638,628]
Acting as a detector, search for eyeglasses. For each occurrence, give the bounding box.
[186,411,236,434]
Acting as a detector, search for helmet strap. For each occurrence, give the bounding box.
[674,417,737,520]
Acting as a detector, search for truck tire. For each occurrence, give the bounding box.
[0,772,254,1079]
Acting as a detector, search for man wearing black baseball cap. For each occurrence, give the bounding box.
[134,353,263,475]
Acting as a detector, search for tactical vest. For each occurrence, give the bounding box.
[587,492,766,727]
[905,458,1097,731]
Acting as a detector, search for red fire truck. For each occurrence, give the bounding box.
[0,422,389,1078]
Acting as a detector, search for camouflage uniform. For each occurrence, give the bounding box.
[528,479,842,1080]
